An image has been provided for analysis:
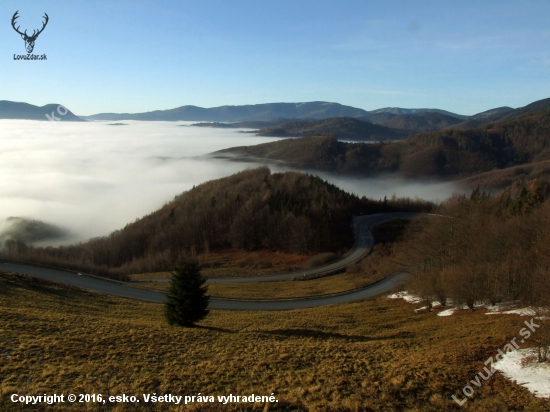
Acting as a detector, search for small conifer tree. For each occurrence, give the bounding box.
[165,260,209,327]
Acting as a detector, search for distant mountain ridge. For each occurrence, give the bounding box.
[82,102,371,122]
[470,106,514,119]
[80,101,472,123]
[358,112,464,132]
[79,98,550,130]
[0,101,84,121]
[366,107,468,119]
[255,117,408,141]
[451,98,550,129]
[215,106,550,179]
[3,98,550,128]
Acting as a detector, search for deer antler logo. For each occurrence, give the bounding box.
[11,11,49,54]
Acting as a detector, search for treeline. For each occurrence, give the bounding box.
[218,107,550,180]
[256,117,408,141]
[459,159,550,199]
[400,107,550,176]
[2,168,433,278]
[399,184,550,309]
[363,111,463,132]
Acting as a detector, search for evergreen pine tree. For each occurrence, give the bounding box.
[165,260,210,327]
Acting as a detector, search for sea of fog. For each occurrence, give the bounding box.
[0,120,462,245]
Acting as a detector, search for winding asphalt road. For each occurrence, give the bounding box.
[142,212,417,284]
[0,212,414,310]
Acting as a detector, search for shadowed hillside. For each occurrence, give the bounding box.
[1,168,433,277]
[255,117,409,141]
[359,112,463,132]
[216,136,386,174]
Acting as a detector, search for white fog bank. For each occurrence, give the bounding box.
[0,120,462,245]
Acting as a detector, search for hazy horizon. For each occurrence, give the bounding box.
[2,2,549,116]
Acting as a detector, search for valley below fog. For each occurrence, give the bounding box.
[0,120,461,245]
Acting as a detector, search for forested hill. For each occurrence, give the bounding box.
[451,97,550,129]
[402,186,549,310]
[3,168,433,277]
[189,118,295,129]
[357,112,464,132]
[216,108,550,178]
[255,117,409,141]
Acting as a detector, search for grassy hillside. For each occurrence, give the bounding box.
[217,107,550,180]
[1,270,547,411]
[1,168,432,278]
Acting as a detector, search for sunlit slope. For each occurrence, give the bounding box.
[216,107,550,178]
[0,270,547,411]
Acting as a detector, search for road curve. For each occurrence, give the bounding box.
[0,260,408,310]
[136,212,417,284]
[0,212,415,310]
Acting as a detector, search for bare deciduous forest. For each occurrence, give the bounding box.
[1,168,433,279]
[219,108,550,184]
[399,185,549,309]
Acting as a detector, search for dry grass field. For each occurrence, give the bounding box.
[129,249,314,281]
[128,220,405,300]
[1,270,548,411]
[132,271,381,299]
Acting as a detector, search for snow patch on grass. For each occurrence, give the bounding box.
[437,308,457,317]
[486,306,537,317]
[387,291,421,303]
[387,291,443,312]
[387,291,423,304]
[435,301,535,317]
[494,348,550,398]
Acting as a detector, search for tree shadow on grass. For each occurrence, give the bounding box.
[26,277,96,300]
[196,325,236,334]
[261,328,414,342]
[0,271,90,300]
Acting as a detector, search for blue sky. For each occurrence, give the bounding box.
[1,0,549,115]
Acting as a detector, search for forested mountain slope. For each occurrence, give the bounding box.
[358,112,464,132]
[2,168,432,277]
[400,187,549,309]
[217,108,550,178]
[255,117,409,141]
